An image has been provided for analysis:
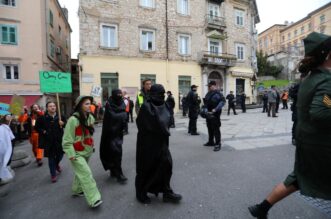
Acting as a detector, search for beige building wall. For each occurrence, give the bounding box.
[258,25,286,55]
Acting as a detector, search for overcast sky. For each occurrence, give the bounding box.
[58,0,330,59]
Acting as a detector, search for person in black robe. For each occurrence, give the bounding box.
[166,91,175,128]
[100,89,128,184]
[135,84,182,204]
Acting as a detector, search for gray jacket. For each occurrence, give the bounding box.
[268,89,277,103]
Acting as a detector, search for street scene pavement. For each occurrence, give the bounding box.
[1,108,330,219]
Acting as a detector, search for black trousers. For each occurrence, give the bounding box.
[188,117,197,133]
[282,100,288,109]
[276,102,280,113]
[129,111,133,122]
[228,104,237,115]
[206,115,221,144]
[170,114,175,127]
[262,103,268,112]
[241,103,246,113]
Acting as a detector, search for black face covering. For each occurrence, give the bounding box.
[150,84,165,106]
[111,89,123,105]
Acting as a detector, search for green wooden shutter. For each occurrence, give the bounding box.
[1,25,9,44]
[9,26,17,44]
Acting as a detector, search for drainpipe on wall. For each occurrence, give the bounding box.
[165,0,169,87]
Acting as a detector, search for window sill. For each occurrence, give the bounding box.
[0,4,16,8]
[235,24,245,28]
[140,50,155,53]
[236,59,245,63]
[178,53,191,57]
[1,43,18,46]
[177,12,190,17]
[139,5,156,10]
[100,46,119,51]
[4,79,20,83]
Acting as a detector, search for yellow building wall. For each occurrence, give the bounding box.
[79,56,202,112]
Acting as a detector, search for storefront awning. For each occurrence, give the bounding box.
[0,95,42,107]
[229,67,254,78]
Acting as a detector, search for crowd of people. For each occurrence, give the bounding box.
[0,32,330,216]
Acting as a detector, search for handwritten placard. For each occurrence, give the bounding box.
[39,71,72,93]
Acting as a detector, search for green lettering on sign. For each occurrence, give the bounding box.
[39,71,72,93]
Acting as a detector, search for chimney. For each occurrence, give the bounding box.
[62,7,68,20]
[284,20,289,25]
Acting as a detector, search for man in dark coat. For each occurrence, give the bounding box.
[100,89,128,184]
[262,91,268,113]
[166,91,175,128]
[275,89,281,113]
[35,101,66,183]
[249,32,331,218]
[135,84,182,204]
[203,81,226,152]
[186,85,201,135]
[240,92,247,113]
[226,91,237,115]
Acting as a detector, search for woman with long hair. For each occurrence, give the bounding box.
[27,104,44,166]
[249,32,331,218]
[35,101,66,183]
[62,96,102,208]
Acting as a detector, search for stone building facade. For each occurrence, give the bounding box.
[79,0,259,109]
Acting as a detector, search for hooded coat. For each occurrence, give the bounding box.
[135,84,174,195]
[100,90,127,176]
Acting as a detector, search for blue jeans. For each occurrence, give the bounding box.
[48,154,64,177]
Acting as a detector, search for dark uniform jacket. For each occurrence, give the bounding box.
[186,90,200,118]
[226,94,235,106]
[293,67,331,199]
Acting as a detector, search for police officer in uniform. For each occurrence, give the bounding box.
[203,81,226,152]
[186,85,201,135]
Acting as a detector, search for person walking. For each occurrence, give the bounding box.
[240,92,247,113]
[0,114,15,183]
[249,32,331,218]
[226,91,237,115]
[135,79,152,115]
[62,96,102,208]
[35,101,66,183]
[203,81,226,152]
[166,91,176,128]
[100,89,128,184]
[289,83,300,146]
[281,90,289,109]
[187,85,201,135]
[262,91,269,113]
[267,86,277,117]
[27,104,44,166]
[129,97,134,123]
[135,84,182,204]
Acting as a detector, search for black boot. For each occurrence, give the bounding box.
[136,192,151,204]
[163,192,182,203]
[204,142,215,147]
[116,174,128,184]
[213,144,221,152]
[248,200,272,219]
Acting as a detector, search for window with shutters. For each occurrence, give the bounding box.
[0,25,17,45]
[0,0,16,7]
[235,9,245,26]
[177,0,189,15]
[178,34,191,55]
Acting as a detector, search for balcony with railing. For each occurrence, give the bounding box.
[206,14,226,29]
[198,51,237,67]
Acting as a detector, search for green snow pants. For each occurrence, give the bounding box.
[70,155,101,206]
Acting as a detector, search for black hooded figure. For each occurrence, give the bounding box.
[100,89,128,184]
[135,84,182,204]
